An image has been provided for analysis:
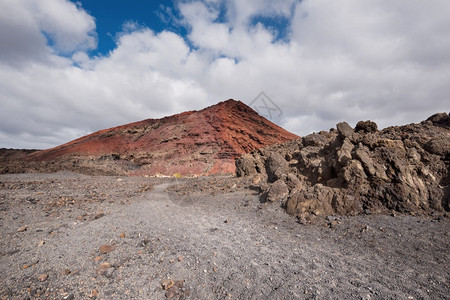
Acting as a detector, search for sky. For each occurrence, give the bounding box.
[0,0,449,149]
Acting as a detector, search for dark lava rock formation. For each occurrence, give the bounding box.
[0,100,298,176]
[236,113,449,217]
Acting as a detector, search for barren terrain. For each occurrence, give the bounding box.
[1,172,448,299]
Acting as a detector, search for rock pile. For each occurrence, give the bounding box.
[236,113,449,218]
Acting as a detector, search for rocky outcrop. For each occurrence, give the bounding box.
[2,100,299,176]
[236,113,450,217]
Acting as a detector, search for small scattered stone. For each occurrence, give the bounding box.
[6,249,19,256]
[177,256,184,262]
[162,279,175,290]
[93,256,102,262]
[119,232,126,238]
[96,263,113,276]
[297,216,307,225]
[360,225,370,233]
[26,196,37,204]
[17,225,27,232]
[165,280,188,299]
[326,216,337,221]
[32,286,45,296]
[99,244,116,254]
[61,269,71,275]
[104,267,115,278]
[38,273,48,282]
[329,220,339,228]
[98,262,111,269]
[89,289,98,298]
[23,260,39,269]
[93,211,105,220]
[165,288,177,299]
[37,240,45,247]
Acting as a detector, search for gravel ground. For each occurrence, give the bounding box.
[0,172,448,299]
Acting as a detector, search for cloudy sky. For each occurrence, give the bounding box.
[0,0,449,149]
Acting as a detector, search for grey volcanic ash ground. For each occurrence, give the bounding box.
[0,172,448,299]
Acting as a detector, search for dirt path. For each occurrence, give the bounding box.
[1,172,449,299]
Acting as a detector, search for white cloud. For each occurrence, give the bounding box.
[286,0,450,128]
[34,0,97,53]
[0,0,96,67]
[225,0,296,27]
[0,0,449,149]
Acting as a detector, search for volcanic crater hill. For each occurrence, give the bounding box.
[236,112,450,218]
[2,99,299,176]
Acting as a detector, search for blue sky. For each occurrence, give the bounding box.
[74,0,292,55]
[71,1,184,56]
[0,0,449,149]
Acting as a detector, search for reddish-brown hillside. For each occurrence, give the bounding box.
[26,99,299,176]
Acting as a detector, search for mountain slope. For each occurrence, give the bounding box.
[26,99,299,176]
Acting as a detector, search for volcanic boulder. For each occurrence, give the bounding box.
[236,113,450,217]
